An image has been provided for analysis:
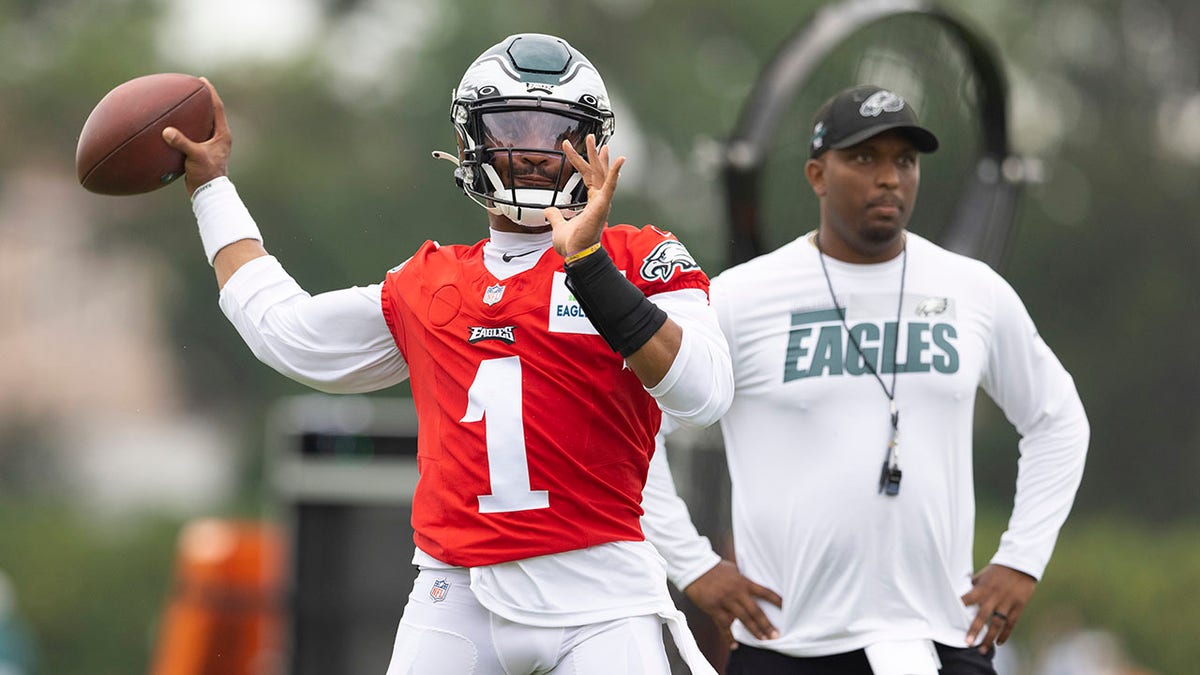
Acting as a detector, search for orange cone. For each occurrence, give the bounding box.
[149,519,285,675]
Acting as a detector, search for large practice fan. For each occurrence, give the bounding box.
[721,0,1032,269]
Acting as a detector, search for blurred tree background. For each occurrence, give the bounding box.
[0,0,1197,673]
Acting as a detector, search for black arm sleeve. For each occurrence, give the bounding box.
[564,247,668,358]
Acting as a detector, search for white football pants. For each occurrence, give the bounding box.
[385,568,674,675]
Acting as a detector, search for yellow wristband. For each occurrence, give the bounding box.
[563,242,602,265]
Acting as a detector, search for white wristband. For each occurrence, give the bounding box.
[191,176,263,266]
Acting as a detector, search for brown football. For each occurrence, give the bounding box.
[76,73,214,195]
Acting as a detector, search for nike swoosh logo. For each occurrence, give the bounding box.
[502,249,540,262]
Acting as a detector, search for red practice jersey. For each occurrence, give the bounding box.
[380,225,709,567]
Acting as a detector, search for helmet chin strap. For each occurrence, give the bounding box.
[504,203,550,228]
[495,191,581,227]
[433,149,585,228]
[482,166,583,228]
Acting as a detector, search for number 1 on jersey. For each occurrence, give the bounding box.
[461,356,550,513]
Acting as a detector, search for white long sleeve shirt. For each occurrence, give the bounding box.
[216,245,731,427]
[640,416,723,590]
[644,231,1088,656]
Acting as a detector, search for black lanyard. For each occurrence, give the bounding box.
[814,232,907,496]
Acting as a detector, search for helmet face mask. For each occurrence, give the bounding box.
[447,34,615,228]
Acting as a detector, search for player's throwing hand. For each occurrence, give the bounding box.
[162,77,232,197]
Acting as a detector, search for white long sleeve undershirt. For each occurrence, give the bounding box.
[200,179,732,427]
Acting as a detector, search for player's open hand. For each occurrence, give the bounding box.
[684,559,782,648]
[961,563,1036,653]
[162,77,231,197]
[545,134,625,260]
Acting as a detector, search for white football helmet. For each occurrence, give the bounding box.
[437,33,615,228]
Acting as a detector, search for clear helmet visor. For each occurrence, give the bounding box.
[472,108,600,226]
[454,98,611,227]
[479,108,591,191]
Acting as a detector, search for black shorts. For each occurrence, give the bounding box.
[725,642,996,675]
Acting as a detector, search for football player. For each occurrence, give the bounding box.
[164,33,734,674]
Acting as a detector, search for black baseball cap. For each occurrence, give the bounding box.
[809,85,939,158]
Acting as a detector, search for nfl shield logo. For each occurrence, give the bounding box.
[483,284,506,306]
[429,578,450,603]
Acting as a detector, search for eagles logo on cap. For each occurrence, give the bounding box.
[858,90,905,117]
[811,121,828,152]
[808,84,939,158]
